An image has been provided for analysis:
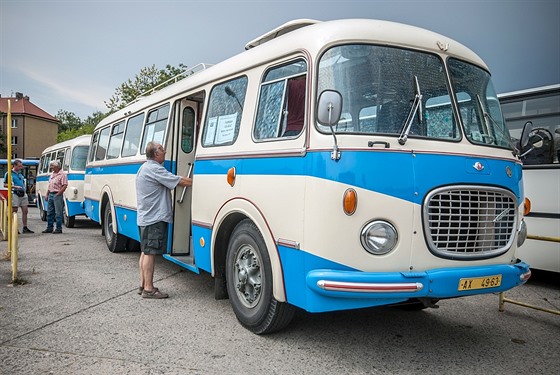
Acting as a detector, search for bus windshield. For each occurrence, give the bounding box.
[448,58,512,149]
[317,44,459,140]
[70,145,89,171]
[316,44,512,150]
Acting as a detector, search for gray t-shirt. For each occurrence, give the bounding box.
[136,160,181,227]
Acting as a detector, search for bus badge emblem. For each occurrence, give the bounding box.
[505,166,512,178]
[473,161,484,171]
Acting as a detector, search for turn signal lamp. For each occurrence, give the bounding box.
[227,167,236,187]
[343,189,357,215]
[523,197,531,216]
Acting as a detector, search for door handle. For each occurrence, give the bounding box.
[177,163,193,204]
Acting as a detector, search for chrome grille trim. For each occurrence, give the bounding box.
[423,185,517,260]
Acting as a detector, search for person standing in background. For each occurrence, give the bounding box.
[4,159,34,233]
[42,160,67,234]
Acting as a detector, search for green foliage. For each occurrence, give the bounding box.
[55,64,186,141]
[105,63,188,113]
[56,110,107,142]
[56,110,82,132]
[0,131,6,155]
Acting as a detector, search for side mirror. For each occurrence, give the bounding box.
[317,90,342,126]
[520,121,533,149]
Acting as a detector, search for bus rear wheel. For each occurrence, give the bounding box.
[103,204,127,253]
[226,219,295,334]
[64,209,75,228]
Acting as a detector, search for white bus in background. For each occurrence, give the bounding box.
[84,19,533,334]
[36,135,91,228]
[499,84,560,273]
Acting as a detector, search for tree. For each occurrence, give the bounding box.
[53,63,186,142]
[105,63,188,113]
[56,110,107,142]
[56,110,82,132]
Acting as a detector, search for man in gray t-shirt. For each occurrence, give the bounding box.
[136,141,191,299]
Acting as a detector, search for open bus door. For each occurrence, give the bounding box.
[167,97,201,272]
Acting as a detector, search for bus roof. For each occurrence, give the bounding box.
[498,84,560,99]
[0,159,39,166]
[95,18,489,129]
[40,134,92,155]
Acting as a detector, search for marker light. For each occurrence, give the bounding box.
[524,198,531,216]
[227,167,236,187]
[360,220,398,255]
[343,189,357,215]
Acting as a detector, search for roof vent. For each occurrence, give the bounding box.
[245,19,320,50]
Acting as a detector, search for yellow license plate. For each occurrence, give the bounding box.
[458,275,502,291]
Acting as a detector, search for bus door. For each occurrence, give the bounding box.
[170,98,200,261]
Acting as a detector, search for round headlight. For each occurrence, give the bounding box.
[517,219,527,247]
[360,220,398,255]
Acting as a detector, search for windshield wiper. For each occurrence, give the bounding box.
[475,94,519,156]
[398,76,423,145]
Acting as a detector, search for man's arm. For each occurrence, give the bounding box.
[177,177,192,187]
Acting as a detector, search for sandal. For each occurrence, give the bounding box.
[138,286,158,295]
[142,289,168,299]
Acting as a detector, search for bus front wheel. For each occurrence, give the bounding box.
[39,197,47,221]
[226,219,295,334]
[103,204,127,253]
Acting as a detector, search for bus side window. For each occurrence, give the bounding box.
[283,77,306,137]
[95,127,111,161]
[140,104,170,154]
[89,132,99,163]
[122,113,145,157]
[56,149,66,169]
[254,59,307,140]
[107,121,125,159]
[202,76,248,147]
[62,147,70,171]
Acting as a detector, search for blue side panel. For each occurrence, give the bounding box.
[278,246,403,312]
[192,225,213,273]
[114,206,140,241]
[412,154,523,204]
[195,151,522,204]
[84,198,100,223]
[66,200,85,217]
[67,173,85,181]
[278,244,530,313]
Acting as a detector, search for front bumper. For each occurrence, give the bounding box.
[303,261,530,312]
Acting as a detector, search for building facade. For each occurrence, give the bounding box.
[0,92,59,159]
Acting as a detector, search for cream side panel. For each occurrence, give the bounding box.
[65,175,85,203]
[302,177,415,272]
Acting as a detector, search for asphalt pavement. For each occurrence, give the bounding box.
[1,207,559,375]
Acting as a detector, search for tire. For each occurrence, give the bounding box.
[392,298,439,311]
[64,208,75,228]
[39,197,47,222]
[103,204,127,253]
[226,219,295,334]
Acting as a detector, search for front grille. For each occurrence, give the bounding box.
[423,186,517,260]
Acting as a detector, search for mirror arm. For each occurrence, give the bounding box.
[327,102,341,160]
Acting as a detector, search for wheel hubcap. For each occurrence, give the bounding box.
[234,245,262,308]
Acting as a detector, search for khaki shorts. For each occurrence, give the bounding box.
[11,193,29,207]
[139,222,168,255]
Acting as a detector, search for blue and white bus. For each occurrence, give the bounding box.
[0,158,39,205]
[37,135,91,228]
[84,19,532,334]
[499,84,560,273]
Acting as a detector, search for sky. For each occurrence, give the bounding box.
[1,0,559,120]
